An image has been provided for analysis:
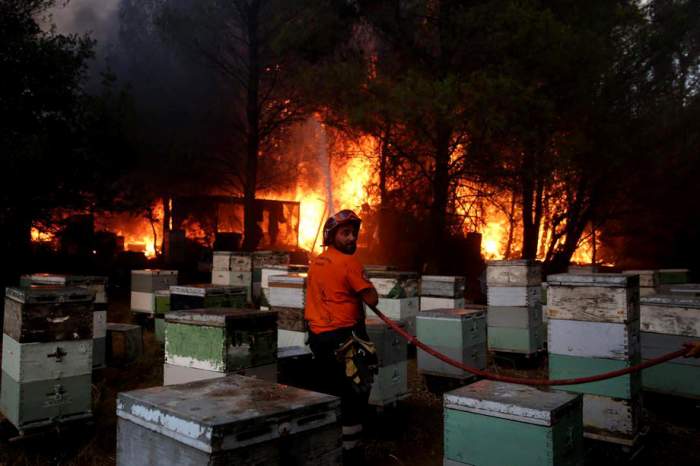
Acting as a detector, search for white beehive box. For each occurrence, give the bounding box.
[368,271,419,298]
[420,275,465,298]
[640,294,700,336]
[581,394,641,445]
[548,319,640,360]
[268,274,306,309]
[420,296,465,311]
[487,286,541,308]
[486,260,542,287]
[131,270,177,314]
[116,376,342,466]
[546,274,639,323]
[163,362,278,386]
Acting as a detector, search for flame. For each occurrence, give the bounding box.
[95,201,163,259]
[31,227,54,243]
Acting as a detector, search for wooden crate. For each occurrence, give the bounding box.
[419,296,465,311]
[487,286,541,308]
[444,380,583,466]
[548,354,641,399]
[420,275,465,298]
[116,375,342,466]
[488,325,544,355]
[546,274,639,323]
[163,362,278,385]
[487,306,542,329]
[367,271,419,298]
[581,394,642,445]
[1,370,92,431]
[365,319,407,367]
[4,287,94,343]
[369,361,408,407]
[131,269,177,293]
[547,319,640,360]
[107,323,143,367]
[640,294,700,336]
[170,284,247,311]
[165,309,277,372]
[268,274,306,309]
[486,260,542,287]
[417,307,487,379]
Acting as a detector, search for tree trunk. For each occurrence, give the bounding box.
[161,196,171,257]
[429,126,452,269]
[521,151,544,260]
[378,125,390,254]
[242,1,261,252]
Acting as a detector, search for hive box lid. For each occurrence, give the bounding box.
[165,308,277,326]
[25,273,107,286]
[170,284,247,297]
[366,270,418,279]
[132,269,178,276]
[486,260,540,267]
[640,294,700,308]
[546,273,637,288]
[268,274,307,287]
[669,284,700,295]
[155,290,171,297]
[445,380,581,427]
[421,275,465,283]
[418,306,486,319]
[6,286,94,304]
[116,375,340,454]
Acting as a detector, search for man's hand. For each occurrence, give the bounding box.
[683,341,700,358]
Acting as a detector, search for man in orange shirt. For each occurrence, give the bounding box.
[306,209,379,465]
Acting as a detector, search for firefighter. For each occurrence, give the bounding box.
[305,209,379,465]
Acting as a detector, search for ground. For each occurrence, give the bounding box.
[0,293,698,465]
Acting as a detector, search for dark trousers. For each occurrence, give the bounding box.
[308,325,370,455]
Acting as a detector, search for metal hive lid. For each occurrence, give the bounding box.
[546,273,636,287]
[486,259,541,267]
[641,293,700,308]
[5,286,95,304]
[417,306,486,319]
[28,273,107,286]
[131,269,177,276]
[165,308,277,326]
[116,375,339,454]
[420,275,465,283]
[170,284,247,297]
[366,270,418,279]
[444,380,581,427]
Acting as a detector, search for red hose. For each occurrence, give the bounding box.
[368,305,690,387]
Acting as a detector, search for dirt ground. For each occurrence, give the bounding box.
[0,293,699,466]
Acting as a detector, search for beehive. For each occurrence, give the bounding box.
[366,319,408,406]
[622,270,659,297]
[131,270,177,314]
[420,296,465,311]
[165,309,277,374]
[420,275,466,298]
[154,290,171,344]
[170,284,246,311]
[268,274,306,309]
[163,362,278,386]
[116,376,342,466]
[443,380,583,466]
[367,271,419,298]
[417,307,487,380]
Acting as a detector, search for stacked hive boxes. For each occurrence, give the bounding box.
[1,287,94,432]
[131,270,178,315]
[419,276,466,311]
[417,306,487,381]
[169,284,246,311]
[443,380,583,466]
[268,274,307,348]
[366,319,408,407]
[547,273,642,445]
[164,308,278,385]
[153,290,170,344]
[20,274,108,369]
[622,270,659,297]
[260,264,308,310]
[486,260,543,354]
[366,271,419,333]
[640,294,700,399]
[117,376,342,465]
[212,251,289,304]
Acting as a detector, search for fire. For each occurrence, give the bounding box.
[31,227,54,243]
[95,201,163,259]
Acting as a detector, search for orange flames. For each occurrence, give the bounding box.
[94,202,164,258]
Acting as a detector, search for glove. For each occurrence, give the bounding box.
[683,341,700,358]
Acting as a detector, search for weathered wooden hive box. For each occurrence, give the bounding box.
[420,296,466,311]
[365,319,408,406]
[269,274,307,348]
[420,275,465,298]
[117,375,342,466]
[367,271,419,298]
[640,294,700,399]
[1,287,94,431]
[486,260,543,354]
[622,270,659,297]
[154,290,171,344]
[170,284,247,311]
[131,269,177,314]
[260,265,293,308]
[547,273,642,445]
[213,251,289,303]
[443,380,583,466]
[366,297,419,334]
[165,309,277,374]
[417,307,487,380]
[20,274,108,368]
[107,323,143,367]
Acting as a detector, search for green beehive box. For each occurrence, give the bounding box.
[657,269,690,285]
[154,290,171,344]
[170,285,246,311]
[444,380,583,466]
[548,354,641,399]
[165,309,278,372]
[488,324,544,354]
[642,362,700,399]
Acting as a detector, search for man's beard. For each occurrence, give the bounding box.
[338,242,357,254]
